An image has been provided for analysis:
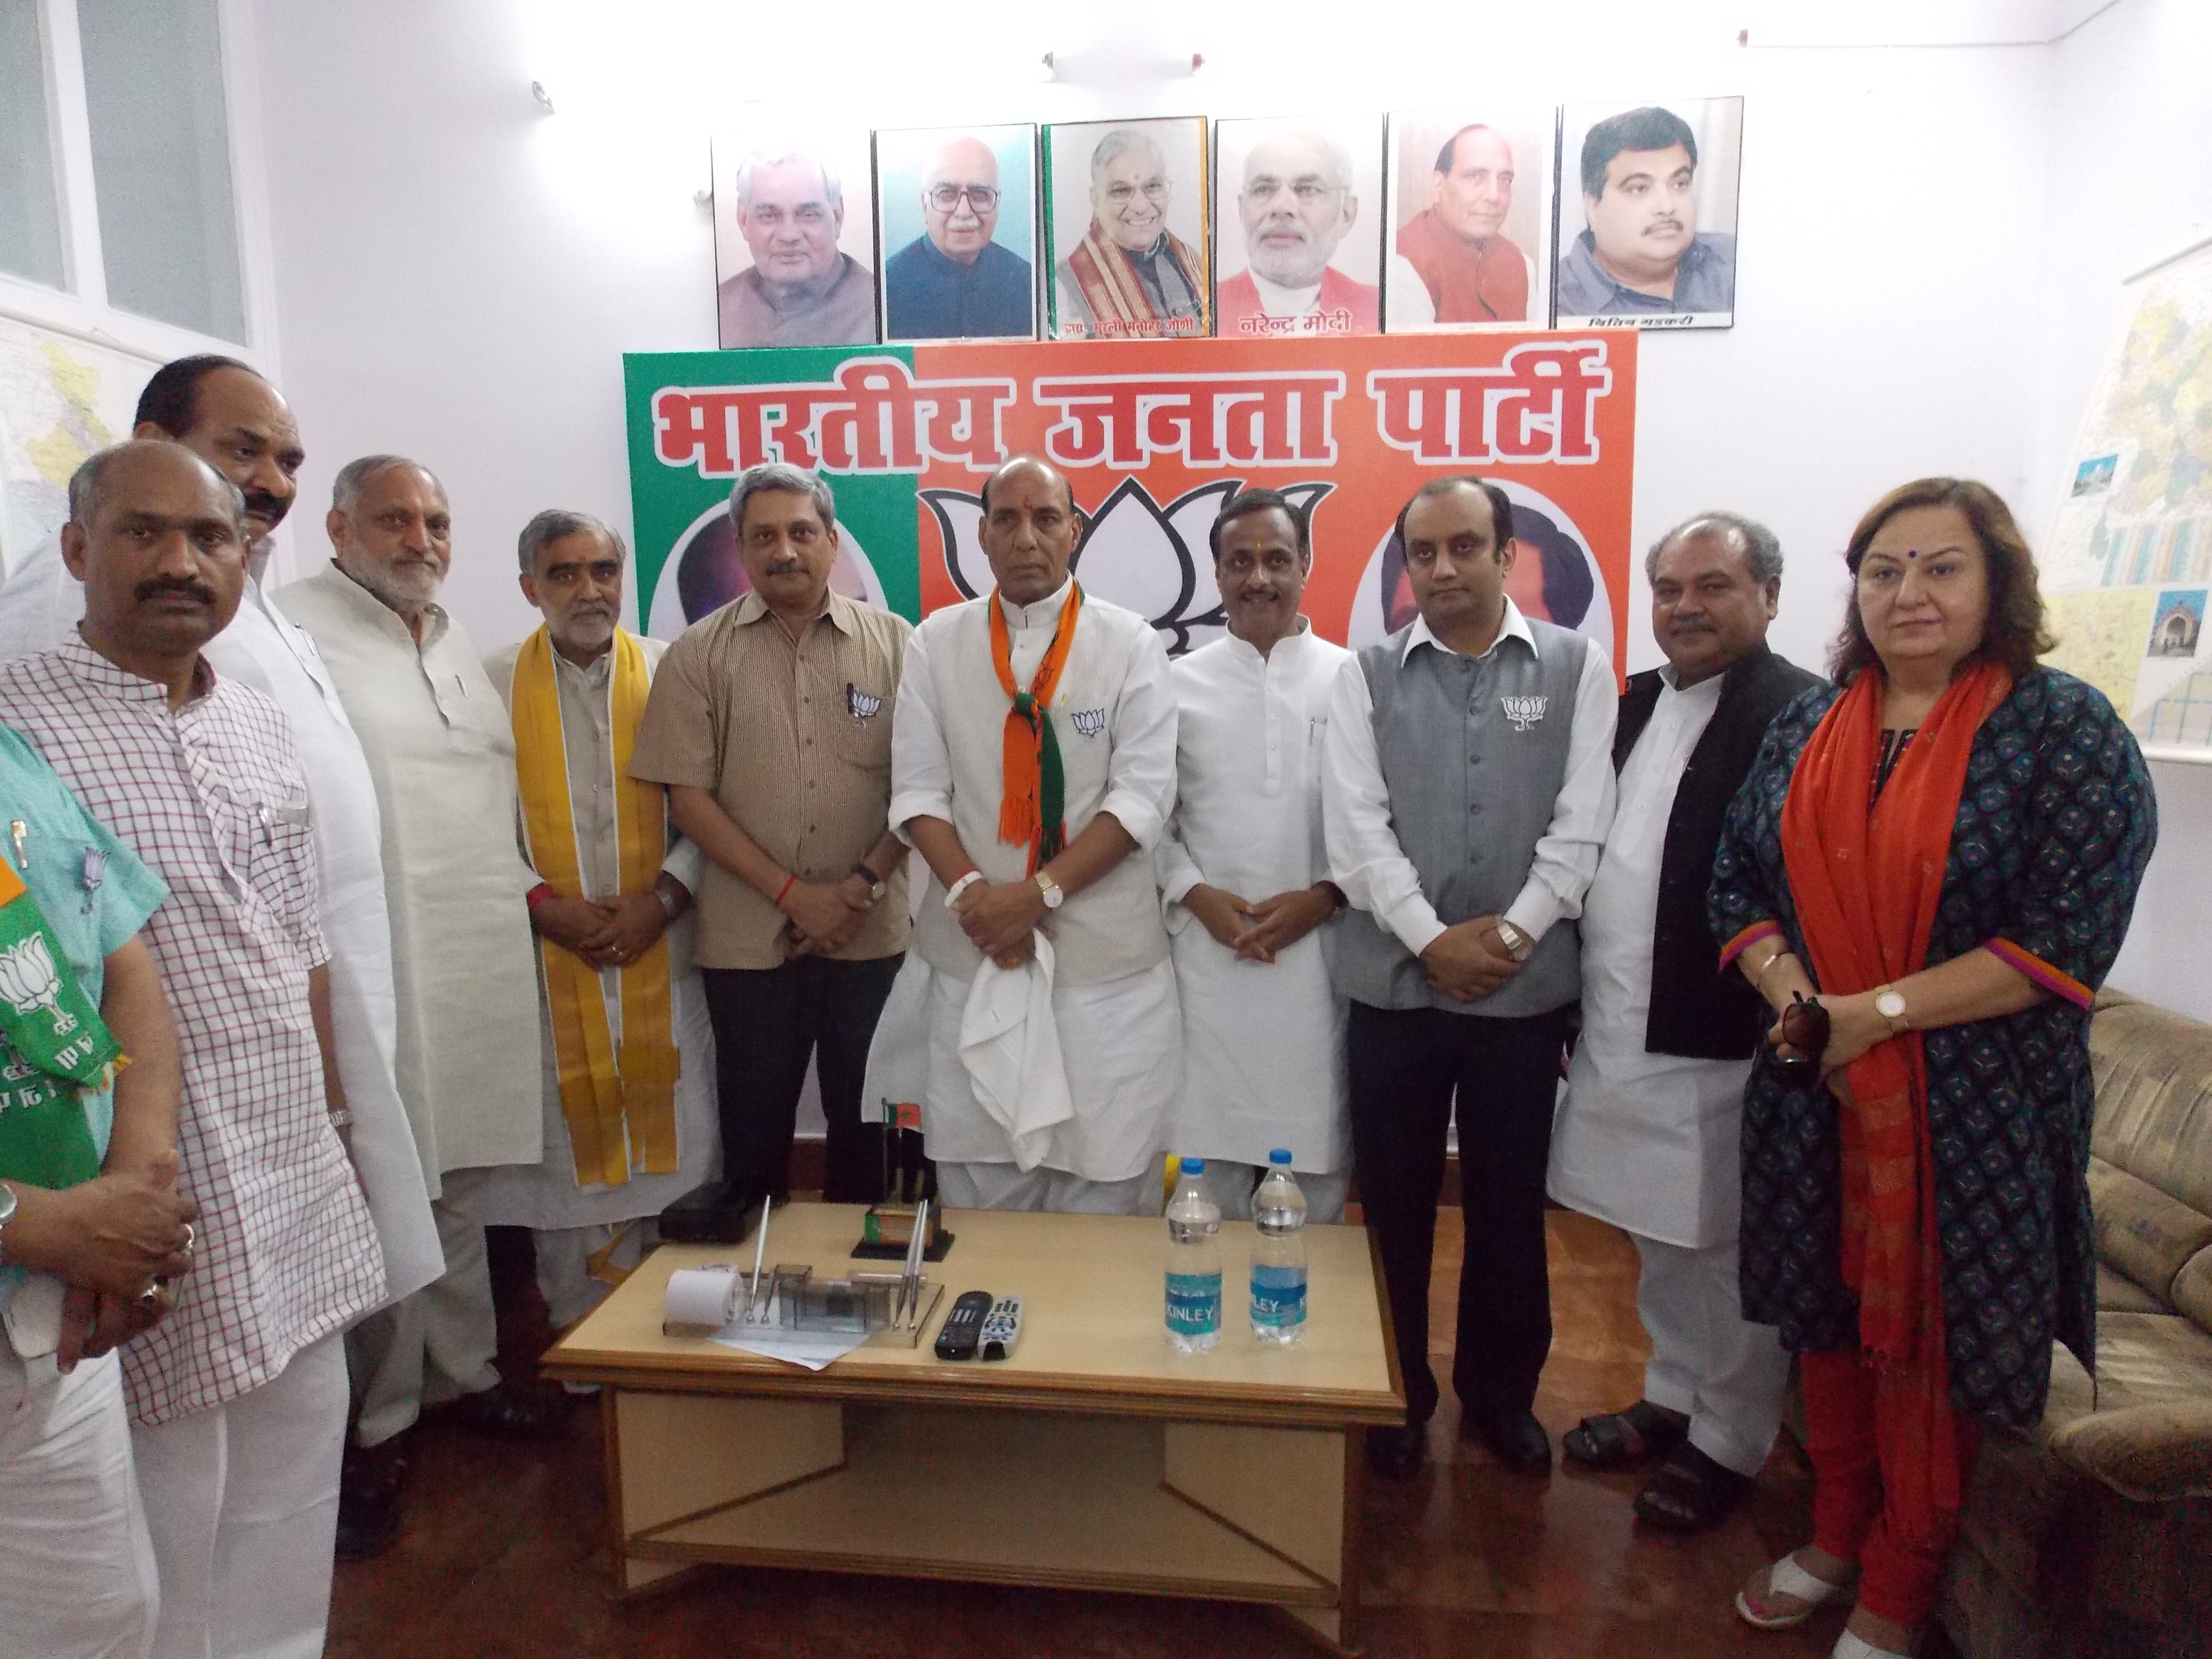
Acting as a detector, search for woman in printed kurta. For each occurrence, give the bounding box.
[1707,479,2155,1658]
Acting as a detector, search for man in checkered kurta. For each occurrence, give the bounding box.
[0,439,385,1659]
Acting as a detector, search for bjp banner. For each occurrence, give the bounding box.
[624,331,1635,670]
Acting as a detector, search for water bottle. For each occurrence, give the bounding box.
[1250,1150,1309,1345]
[1164,1159,1223,1353]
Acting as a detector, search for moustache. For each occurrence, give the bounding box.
[1668,615,1714,632]
[764,560,805,577]
[242,489,290,531]
[1644,217,1683,235]
[135,577,218,606]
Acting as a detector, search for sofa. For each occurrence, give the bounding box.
[1937,989,2212,1659]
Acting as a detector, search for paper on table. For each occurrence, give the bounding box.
[710,1323,871,1371]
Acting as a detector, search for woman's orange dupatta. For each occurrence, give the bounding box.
[1779,659,2010,1514]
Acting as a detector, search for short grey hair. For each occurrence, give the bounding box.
[1090,128,1166,187]
[332,454,434,515]
[67,439,244,530]
[518,509,626,574]
[728,462,836,537]
[1245,128,1354,194]
[1646,511,1784,586]
[734,150,841,212]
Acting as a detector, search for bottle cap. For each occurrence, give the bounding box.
[1181,1157,1205,1173]
[1269,1149,1293,1166]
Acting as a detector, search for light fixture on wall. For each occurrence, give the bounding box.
[1037,51,1058,82]
[529,79,556,114]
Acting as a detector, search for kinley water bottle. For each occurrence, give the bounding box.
[1165,1159,1224,1353]
[1250,1149,1309,1345]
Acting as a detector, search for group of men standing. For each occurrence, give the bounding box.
[0,346,1824,1654]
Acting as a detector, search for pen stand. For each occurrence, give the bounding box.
[769,1265,940,1348]
[854,1203,954,1262]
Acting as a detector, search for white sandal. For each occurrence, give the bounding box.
[1733,1551,1856,1630]
[1833,1631,1912,1659]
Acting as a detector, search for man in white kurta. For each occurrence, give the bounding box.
[1158,489,1351,1222]
[278,456,552,1494]
[0,358,441,1352]
[1548,513,1821,1529]
[883,456,1179,1215]
[475,511,716,1327]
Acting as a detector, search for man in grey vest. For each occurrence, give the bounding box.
[1323,476,1616,1480]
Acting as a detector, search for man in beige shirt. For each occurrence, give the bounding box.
[631,463,911,1204]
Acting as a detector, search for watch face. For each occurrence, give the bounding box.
[1876,991,1906,1019]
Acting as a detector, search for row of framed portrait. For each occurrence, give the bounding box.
[711,98,1743,350]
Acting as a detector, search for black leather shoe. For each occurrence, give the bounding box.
[1366,1423,1427,1480]
[436,1382,570,1442]
[335,1440,406,1563]
[1468,1407,1553,1475]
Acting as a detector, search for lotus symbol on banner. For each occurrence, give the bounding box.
[0,933,75,1035]
[921,477,1334,657]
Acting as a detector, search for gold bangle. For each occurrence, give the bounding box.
[1754,948,1793,992]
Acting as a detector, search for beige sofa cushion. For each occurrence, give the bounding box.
[2088,1157,2212,1304]
[2090,991,2212,1216]
[2171,1249,2212,1332]
[2098,1261,2169,1314]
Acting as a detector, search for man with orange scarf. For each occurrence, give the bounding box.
[477,511,716,1329]
[884,455,1179,1214]
[1710,480,2154,1659]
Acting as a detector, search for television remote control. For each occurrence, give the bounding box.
[979,1295,1023,1362]
[934,1290,993,1361]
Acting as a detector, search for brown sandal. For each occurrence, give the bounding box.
[1561,1399,1689,1469]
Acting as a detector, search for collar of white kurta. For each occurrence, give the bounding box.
[1401,597,1536,664]
[957,931,1073,1173]
[1221,615,1314,664]
[56,632,214,705]
[996,577,1076,631]
[315,561,451,651]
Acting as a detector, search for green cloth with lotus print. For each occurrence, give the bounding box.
[0,857,118,1189]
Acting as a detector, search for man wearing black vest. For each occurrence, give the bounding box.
[1323,476,1617,1479]
[1549,512,1822,1527]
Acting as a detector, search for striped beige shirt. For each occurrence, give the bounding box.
[630,591,911,968]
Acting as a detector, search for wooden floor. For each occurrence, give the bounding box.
[328,1210,1848,1658]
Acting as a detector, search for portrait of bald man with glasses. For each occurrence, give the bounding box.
[879,124,1038,342]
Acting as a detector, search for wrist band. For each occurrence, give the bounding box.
[774,874,797,909]
[943,870,984,909]
[525,882,554,912]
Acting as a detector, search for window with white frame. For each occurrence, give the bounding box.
[0,0,253,346]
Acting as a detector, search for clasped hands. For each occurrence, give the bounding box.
[1183,883,1338,964]
[7,1149,197,1371]
[1765,989,1889,1083]
[535,887,679,969]
[778,873,880,958]
[1418,914,1525,1003]
[951,877,1048,970]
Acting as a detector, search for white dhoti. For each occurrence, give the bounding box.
[0,1346,157,1658]
[131,1332,350,1659]
[915,958,1179,1212]
[346,1190,499,1449]
[1634,1235,1790,1477]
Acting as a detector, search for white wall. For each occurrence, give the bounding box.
[242,0,2208,1007]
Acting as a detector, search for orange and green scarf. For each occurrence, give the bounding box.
[1780,659,2011,1514]
[990,583,1083,874]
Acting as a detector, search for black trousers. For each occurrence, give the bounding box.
[1346,1000,1570,1427]
[700,954,902,1205]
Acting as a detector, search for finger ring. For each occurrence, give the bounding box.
[136,1284,163,1310]
[181,1223,195,1254]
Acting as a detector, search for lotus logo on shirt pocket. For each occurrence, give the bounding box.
[1501,695,1548,733]
[1070,707,1106,739]
[846,683,883,721]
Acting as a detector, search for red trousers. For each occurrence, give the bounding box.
[1800,1350,1982,1626]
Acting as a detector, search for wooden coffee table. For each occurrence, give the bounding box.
[542,1202,1403,1652]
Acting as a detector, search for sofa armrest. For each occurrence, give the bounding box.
[2045,1401,2212,1502]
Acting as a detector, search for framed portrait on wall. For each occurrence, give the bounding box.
[1554,96,1743,329]
[1382,109,1557,332]
[710,129,879,349]
[1041,116,1211,341]
[1212,115,1384,339]
[874,123,1039,342]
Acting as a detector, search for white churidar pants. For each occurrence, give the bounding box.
[0,1346,157,1658]
[934,1163,1160,1216]
[347,1184,499,1448]
[131,1332,349,1659]
[1194,1159,1350,1226]
[1634,1233,1791,1478]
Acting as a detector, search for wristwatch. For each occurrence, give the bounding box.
[855,861,888,903]
[1493,920,1535,963]
[1035,871,1065,911]
[1874,984,1912,1036]
[0,1180,17,1263]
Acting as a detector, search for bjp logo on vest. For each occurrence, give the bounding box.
[1500,694,1548,733]
[1070,707,1107,739]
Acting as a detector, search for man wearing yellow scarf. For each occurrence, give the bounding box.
[476,512,718,1328]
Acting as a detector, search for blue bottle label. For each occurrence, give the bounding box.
[1166,1270,1223,1336]
[1250,1264,1308,1328]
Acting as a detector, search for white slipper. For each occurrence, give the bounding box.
[1833,1631,1911,1659]
[1733,1551,1856,1630]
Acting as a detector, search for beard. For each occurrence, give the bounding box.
[340,550,446,614]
